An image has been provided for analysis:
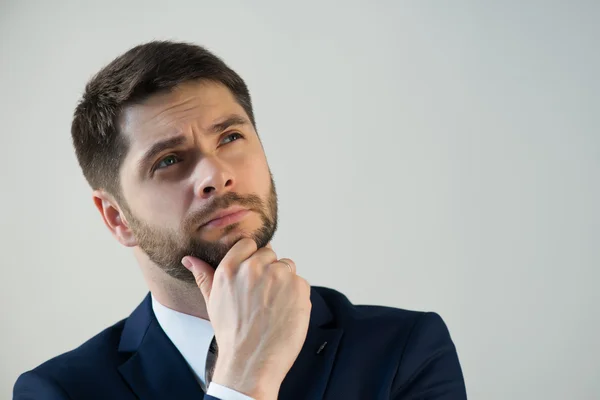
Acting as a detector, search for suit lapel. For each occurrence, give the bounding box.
[278,288,344,400]
[117,289,342,400]
[117,294,204,400]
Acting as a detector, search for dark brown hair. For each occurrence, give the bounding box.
[71,40,255,198]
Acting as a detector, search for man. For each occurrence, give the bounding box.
[13,41,467,399]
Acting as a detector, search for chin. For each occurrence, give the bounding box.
[197,212,271,250]
[219,229,255,245]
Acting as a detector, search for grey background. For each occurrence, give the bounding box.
[1,1,599,399]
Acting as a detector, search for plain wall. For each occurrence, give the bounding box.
[1,1,599,398]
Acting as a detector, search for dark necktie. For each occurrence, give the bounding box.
[205,336,218,388]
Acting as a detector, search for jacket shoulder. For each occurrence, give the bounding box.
[14,319,127,394]
[311,286,466,398]
[311,285,426,329]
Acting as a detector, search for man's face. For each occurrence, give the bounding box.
[116,80,277,283]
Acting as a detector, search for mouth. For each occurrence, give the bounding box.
[199,206,250,229]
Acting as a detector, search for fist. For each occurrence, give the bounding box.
[182,238,312,399]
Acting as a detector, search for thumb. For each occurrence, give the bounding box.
[181,256,215,302]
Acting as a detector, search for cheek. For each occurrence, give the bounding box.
[128,184,189,227]
[236,152,270,194]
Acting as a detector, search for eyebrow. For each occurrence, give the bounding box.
[208,114,250,134]
[137,135,187,171]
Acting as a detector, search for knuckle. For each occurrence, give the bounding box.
[264,248,277,260]
[257,247,277,262]
[218,263,236,280]
[245,256,262,271]
[270,265,286,281]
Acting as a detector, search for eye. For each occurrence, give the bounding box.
[220,132,243,145]
[154,154,181,170]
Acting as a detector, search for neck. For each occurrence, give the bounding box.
[135,248,209,320]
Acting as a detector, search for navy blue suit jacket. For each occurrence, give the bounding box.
[14,286,467,399]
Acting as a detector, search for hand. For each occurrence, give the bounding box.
[182,239,312,400]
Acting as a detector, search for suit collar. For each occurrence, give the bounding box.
[309,285,334,327]
[118,292,153,353]
[118,293,204,399]
[118,288,343,400]
[278,287,344,399]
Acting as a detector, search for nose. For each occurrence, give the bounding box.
[194,156,235,199]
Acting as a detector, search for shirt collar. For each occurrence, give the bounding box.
[150,294,214,387]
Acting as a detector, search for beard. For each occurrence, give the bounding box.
[124,176,278,284]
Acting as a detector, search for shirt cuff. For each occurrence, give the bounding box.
[207,382,255,400]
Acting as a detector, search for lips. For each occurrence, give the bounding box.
[200,206,250,229]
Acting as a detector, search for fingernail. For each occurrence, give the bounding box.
[181,257,192,270]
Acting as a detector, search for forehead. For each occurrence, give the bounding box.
[119,80,246,149]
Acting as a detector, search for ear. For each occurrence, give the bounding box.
[92,190,138,247]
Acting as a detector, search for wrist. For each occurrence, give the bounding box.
[212,361,281,400]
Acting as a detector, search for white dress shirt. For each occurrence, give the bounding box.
[151,295,254,400]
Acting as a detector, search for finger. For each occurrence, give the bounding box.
[181,256,215,302]
[244,247,278,269]
[274,258,296,274]
[219,237,258,273]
